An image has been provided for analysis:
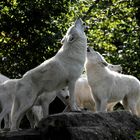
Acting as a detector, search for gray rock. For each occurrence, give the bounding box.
[0,111,140,140]
[0,129,41,140]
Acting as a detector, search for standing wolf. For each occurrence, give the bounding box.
[85,47,140,114]
[10,18,87,131]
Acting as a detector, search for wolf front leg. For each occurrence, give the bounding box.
[26,109,36,128]
[68,81,81,111]
[41,101,49,118]
[0,109,8,130]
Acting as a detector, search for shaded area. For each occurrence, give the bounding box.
[0,111,140,140]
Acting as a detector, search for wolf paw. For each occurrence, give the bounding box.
[70,106,81,112]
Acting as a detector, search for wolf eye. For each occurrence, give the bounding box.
[83,22,86,26]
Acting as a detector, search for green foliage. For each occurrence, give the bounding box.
[0,0,70,78]
[73,0,140,79]
[0,0,140,80]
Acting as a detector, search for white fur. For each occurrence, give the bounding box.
[0,74,69,129]
[0,74,10,129]
[107,64,122,73]
[10,18,87,131]
[136,101,140,117]
[74,63,122,111]
[26,106,43,128]
[0,74,9,83]
[85,47,140,115]
[26,88,69,128]
[0,79,17,130]
[74,75,95,111]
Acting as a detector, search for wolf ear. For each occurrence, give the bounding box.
[67,34,75,43]
[101,61,108,67]
[74,18,82,26]
[96,52,108,67]
[61,36,66,44]
[99,57,108,67]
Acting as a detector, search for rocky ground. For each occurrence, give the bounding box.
[0,111,140,140]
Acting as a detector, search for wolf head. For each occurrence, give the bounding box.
[58,86,69,100]
[61,18,87,44]
[86,47,108,67]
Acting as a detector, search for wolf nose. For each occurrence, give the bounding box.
[85,25,89,31]
[65,96,69,99]
[87,47,90,52]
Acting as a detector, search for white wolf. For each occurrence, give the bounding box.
[0,74,10,129]
[74,62,122,111]
[10,18,87,131]
[0,74,75,130]
[0,74,69,129]
[0,79,69,129]
[85,47,140,115]
[26,87,69,128]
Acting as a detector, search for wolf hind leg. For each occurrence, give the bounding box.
[10,94,38,131]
